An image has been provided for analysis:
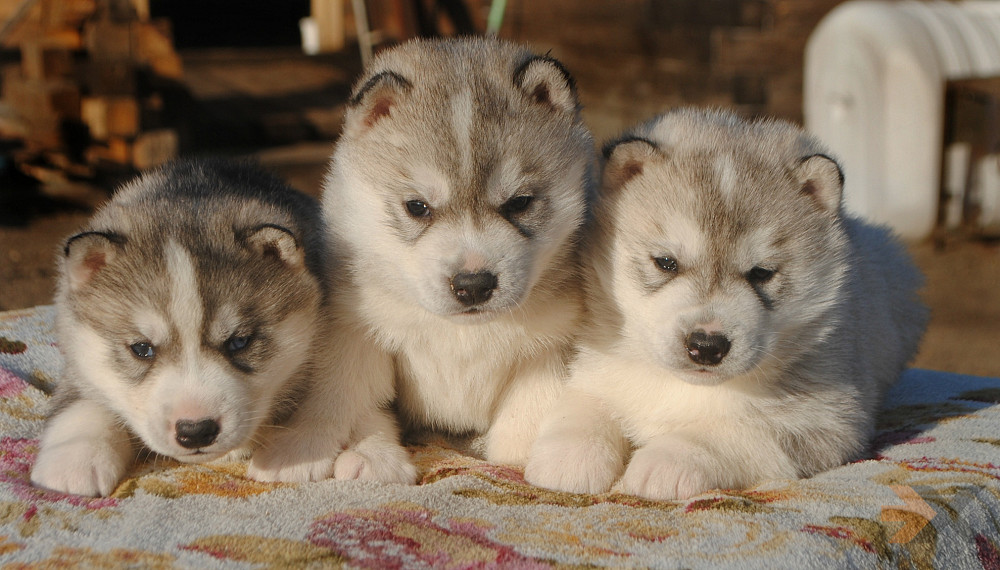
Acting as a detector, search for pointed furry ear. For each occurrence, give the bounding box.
[345,70,413,136]
[243,224,304,269]
[602,136,662,190]
[513,55,578,114]
[796,154,843,213]
[63,231,125,291]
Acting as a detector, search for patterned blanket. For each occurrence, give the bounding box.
[1,305,999,568]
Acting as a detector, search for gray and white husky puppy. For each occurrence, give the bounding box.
[30,159,414,497]
[525,108,928,501]
[312,37,594,467]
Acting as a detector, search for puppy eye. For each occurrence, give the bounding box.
[500,195,534,217]
[653,256,678,273]
[746,266,776,284]
[225,334,252,353]
[404,200,431,218]
[130,341,155,359]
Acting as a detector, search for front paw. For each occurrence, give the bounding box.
[617,440,715,501]
[525,433,624,494]
[31,439,131,497]
[333,438,417,485]
[246,434,338,483]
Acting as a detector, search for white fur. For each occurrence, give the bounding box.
[526,108,927,501]
[30,399,135,497]
[321,38,593,465]
[246,309,413,483]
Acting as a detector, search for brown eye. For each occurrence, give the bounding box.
[653,256,678,273]
[405,200,431,218]
[500,195,534,217]
[747,266,776,284]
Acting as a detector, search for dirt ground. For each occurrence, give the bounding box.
[1,48,999,379]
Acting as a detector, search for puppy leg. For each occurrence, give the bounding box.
[247,324,394,483]
[617,428,796,501]
[31,399,135,497]
[524,386,627,494]
[334,407,417,484]
[481,349,566,466]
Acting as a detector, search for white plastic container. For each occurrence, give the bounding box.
[804,1,1000,240]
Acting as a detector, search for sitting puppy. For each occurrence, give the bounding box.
[31,159,414,497]
[251,37,594,476]
[525,108,928,501]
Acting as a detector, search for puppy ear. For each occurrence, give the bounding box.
[345,70,413,137]
[242,224,305,270]
[63,231,125,291]
[513,55,578,114]
[602,136,662,191]
[796,154,843,213]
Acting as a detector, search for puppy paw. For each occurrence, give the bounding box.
[617,439,715,501]
[246,434,338,483]
[31,438,130,497]
[333,438,417,485]
[481,428,533,466]
[525,433,623,494]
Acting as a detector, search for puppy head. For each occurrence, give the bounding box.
[58,218,321,461]
[325,38,594,322]
[594,109,848,386]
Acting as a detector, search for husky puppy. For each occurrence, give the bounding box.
[315,37,594,466]
[31,159,414,497]
[525,108,928,501]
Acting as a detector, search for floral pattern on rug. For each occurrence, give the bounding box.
[0,305,999,568]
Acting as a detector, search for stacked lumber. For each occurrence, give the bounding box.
[0,0,181,176]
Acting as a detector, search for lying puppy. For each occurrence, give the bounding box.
[31,159,414,496]
[526,108,928,500]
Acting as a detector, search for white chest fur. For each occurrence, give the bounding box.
[360,284,578,435]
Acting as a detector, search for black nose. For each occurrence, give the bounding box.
[450,271,498,306]
[175,418,220,449]
[685,331,731,366]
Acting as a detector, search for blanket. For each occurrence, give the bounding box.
[1,305,999,568]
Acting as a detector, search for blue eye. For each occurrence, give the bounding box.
[130,342,155,359]
[653,256,678,273]
[225,334,251,353]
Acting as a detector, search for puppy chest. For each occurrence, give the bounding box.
[394,343,513,433]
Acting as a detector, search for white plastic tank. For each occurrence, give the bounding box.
[804,1,1000,240]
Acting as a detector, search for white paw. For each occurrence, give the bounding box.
[333,439,417,485]
[525,432,624,494]
[482,426,534,466]
[246,434,338,483]
[31,438,130,497]
[617,440,715,501]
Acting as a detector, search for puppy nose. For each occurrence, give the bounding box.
[175,418,220,449]
[684,331,731,366]
[450,271,498,306]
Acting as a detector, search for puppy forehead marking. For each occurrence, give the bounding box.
[209,302,241,342]
[165,239,203,349]
[410,164,450,204]
[490,155,526,199]
[449,88,474,180]
[634,210,704,263]
[134,308,169,345]
[713,153,739,199]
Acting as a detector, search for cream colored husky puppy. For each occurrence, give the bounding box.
[314,37,594,466]
[525,108,927,500]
